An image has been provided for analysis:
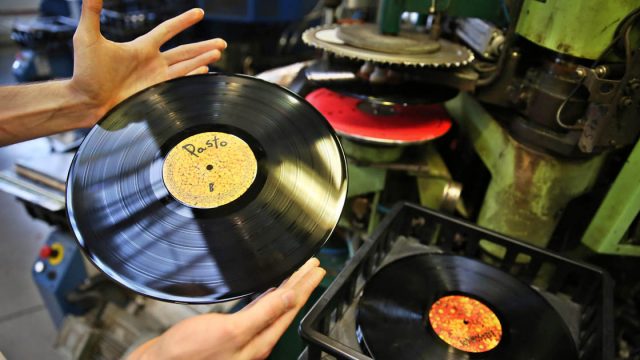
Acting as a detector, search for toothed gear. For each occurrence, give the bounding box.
[302,24,474,68]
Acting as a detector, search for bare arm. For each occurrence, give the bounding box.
[0,80,98,144]
[0,0,226,146]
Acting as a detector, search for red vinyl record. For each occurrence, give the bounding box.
[305,88,452,144]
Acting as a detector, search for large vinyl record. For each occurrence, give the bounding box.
[356,254,579,359]
[67,73,347,303]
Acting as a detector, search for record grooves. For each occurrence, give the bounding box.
[66,73,348,303]
[356,254,579,359]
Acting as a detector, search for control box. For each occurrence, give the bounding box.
[32,230,88,328]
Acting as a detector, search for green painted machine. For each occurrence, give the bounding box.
[446,93,607,257]
[515,0,639,60]
[282,1,640,358]
[338,136,463,235]
[374,0,640,257]
[301,0,640,257]
[468,0,640,256]
[582,140,640,256]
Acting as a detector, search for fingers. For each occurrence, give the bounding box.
[232,258,322,339]
[186,66,210,76]
[77,0,103,40]
[167,50,221,78]
[163,38,227,65]
[280,258,321,290]
[241,257,320,314]
[243,266,326,359]
[144,8,205,47]
[242,287,276,311]
[231,287,296,343]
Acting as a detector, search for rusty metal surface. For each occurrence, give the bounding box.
[445,93,606,258]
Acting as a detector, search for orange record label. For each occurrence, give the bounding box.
[428,295,502,353]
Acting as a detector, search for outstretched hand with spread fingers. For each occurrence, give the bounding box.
[70,0,226,126]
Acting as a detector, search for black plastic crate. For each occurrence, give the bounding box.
[299,202,614,360]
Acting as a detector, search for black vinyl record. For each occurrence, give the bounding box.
[66,73,348,303]
[356,254,579,359]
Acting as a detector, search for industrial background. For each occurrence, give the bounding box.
[0,0,638,359]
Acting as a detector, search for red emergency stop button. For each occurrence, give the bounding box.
[40,245,60,260]
[40,245,52,259]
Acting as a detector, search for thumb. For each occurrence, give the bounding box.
[78,0,103,38]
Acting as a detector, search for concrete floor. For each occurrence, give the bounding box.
[0,45,62,360]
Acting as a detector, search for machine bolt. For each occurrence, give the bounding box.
[620,97,633,107]
[595,65,608,77]
[369,66,387,84]
[629,78,640,91]
[575,68,587,78]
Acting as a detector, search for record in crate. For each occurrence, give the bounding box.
[356,254,579,359]
[66,73,348,303]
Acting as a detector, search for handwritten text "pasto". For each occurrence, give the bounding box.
[182,136,228,157]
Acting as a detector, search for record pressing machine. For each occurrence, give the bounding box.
[0,0,638,359]
[296,0,640,258]
[290,0,639,358]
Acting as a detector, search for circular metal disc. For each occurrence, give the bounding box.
[337,23,440,54]
[303,24,474,68]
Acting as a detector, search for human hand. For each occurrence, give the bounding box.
[128,258,326,360]
[69,0,226,127]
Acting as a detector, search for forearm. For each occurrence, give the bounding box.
[0,79,103,146]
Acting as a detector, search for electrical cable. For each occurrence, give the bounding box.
[501,0,511,24]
